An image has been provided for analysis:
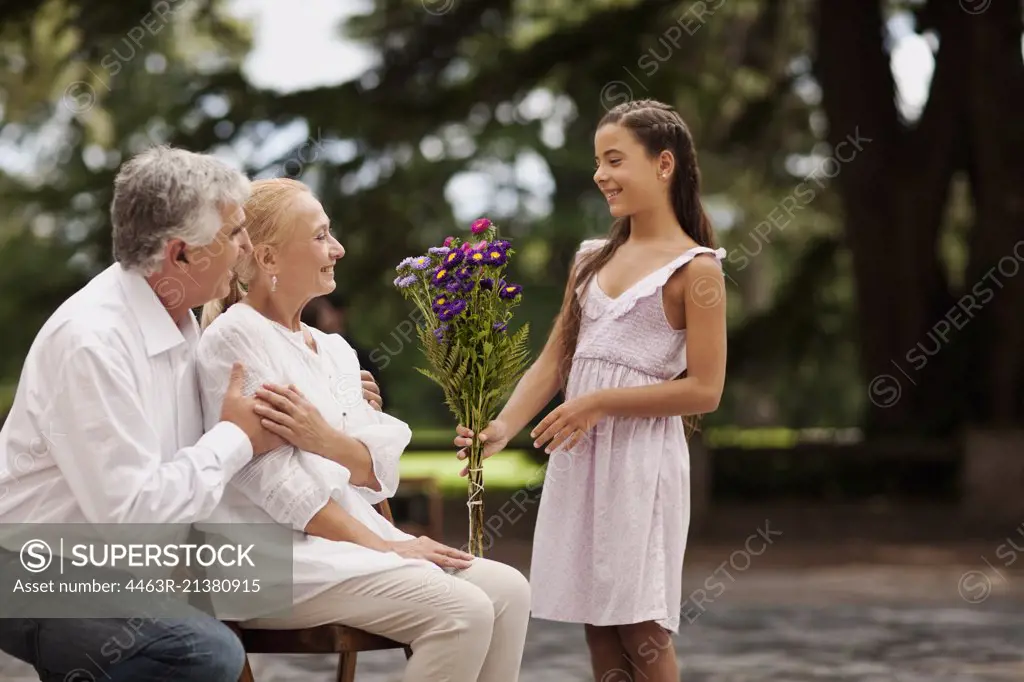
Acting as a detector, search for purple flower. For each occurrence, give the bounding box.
[466,250,487,266]
[432,294,450,312]
[430,266,451,287]
[454,265,474,280]
[433,324,449,342]
[443,249,465,267]
[491,239,510,250]
[480,278,494,290]
[396,257,415,272]
[483,246,508,266]
[461,279,476,293]
[471,218,492,234]
[411,256,432,271]
[393,274,417,288]
[498,283,522,300]
[428,246,450,257]
[493,322,508,333]
[445,280,463,293]
[437,299,466,321]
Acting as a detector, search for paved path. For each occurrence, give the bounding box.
[3,547,1022,681]
[4,604,1021,681]
[232,601,1023,681]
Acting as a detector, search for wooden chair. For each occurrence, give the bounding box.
[228,499,413,682]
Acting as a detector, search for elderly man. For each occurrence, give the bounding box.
[0,147,380,681]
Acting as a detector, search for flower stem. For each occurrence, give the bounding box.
[467,398,486,556]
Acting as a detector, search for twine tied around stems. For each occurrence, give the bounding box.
[465,436,486,556]
[466,467,484,508]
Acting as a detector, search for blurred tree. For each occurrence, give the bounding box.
[0,0,1019,440]
[815,0,1024,435]
[0,0,252,382]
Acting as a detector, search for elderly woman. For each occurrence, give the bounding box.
[195,178,530,682]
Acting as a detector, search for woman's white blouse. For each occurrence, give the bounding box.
[195,303,439,618]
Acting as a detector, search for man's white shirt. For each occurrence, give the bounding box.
[0,263,253,534]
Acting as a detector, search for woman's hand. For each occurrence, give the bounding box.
[453,419,511,477]
[387,536,475,570]
[530,392,607,454]
[254,383,336,455]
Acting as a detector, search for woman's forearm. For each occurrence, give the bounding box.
[319,431,381,491]
[497,352,562,437]
[599,377,722,418]
[304,499,391,551]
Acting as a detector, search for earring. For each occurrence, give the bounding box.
[271,275,277,292]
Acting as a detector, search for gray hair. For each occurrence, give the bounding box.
[111,146,251,275]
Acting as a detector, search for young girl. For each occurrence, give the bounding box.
[454,99,726,681]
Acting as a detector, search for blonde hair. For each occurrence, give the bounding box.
[200,178,313,329]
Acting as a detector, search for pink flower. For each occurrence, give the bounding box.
[461,242,474,253]
[475,240,488,251]
[471,218,492,234]
[443,236,454,247]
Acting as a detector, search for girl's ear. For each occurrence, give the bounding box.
[657,150,675,180]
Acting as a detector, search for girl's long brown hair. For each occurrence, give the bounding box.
[557,100,717,432]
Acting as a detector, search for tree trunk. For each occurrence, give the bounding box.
[961,0,1024,426]
[814,0,1022,435]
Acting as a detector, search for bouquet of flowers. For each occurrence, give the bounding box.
[393,218,531,556]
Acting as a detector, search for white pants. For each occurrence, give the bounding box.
[241,558,531,682]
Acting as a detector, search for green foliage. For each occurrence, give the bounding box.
[2,0,984,436]
[0,0,834,430]
[0,0,253,392]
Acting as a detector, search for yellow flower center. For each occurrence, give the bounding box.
[436,269,447,279]
[472,253,484,261]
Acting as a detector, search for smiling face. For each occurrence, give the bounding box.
[273,192,345,299]
[593,122,668,218]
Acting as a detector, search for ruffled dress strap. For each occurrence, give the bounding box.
[572,238,608,297]
[575,238,608,265]
[603,245,726,319]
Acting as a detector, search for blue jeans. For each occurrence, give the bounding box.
[0,617,245,682]
[0,550,245,681]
